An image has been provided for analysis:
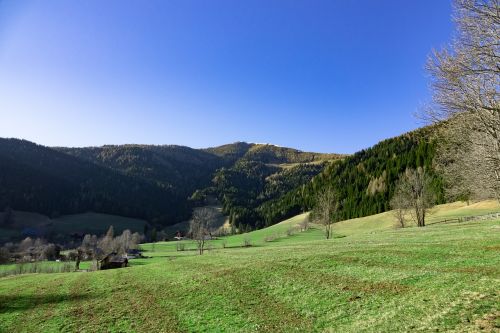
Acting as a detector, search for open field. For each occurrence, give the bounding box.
[0,201,499,332]
[0,261,90,278]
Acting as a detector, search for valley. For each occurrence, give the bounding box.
[1,201,498,332]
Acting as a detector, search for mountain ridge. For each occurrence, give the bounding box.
[0,138,339,242]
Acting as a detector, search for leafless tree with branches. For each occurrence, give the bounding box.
[189,207,216,255]
[312,187,339,239]
[425,0,499,201]
[392,168,435,227]
[390,186,407,228]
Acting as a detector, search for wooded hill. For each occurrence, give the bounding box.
[0,139,339,240]
[257,126,445,228]
[0,126,446,239]
[0,139,191,224]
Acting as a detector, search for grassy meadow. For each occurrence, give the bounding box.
[0,201,499,332]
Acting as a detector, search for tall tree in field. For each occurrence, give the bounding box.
[392,168,435,227]
[426,0,500,200]
[190,207,216,255]
[312,187,339,239]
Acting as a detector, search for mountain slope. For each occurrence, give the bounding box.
[0,127,448,241]
[0,139,338,242]
[258,126,445,226]
[0,138,191,225]
[58,144,225,198]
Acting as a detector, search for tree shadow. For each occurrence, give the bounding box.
[0,292,99,314]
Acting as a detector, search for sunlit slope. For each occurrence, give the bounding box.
[141,200,500,255]
[333,200,500,237]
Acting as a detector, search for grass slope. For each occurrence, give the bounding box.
[143,200,500,253]
[0,202,499,332]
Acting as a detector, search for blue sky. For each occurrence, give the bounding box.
[0,0,453,153]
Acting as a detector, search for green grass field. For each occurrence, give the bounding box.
[0,201,499,332]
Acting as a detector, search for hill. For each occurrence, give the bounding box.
[203,142,344,165]
[0,138,337,243]
[0,138,189,226]
[58,144,226,199]
[0,126,447,243]
[1,201,498,332]
[258,126,446,227]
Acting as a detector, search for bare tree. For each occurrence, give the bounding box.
[80,234,98,259]
[393,168,435,227]
[131,232,143,249]
[18,237,33,252]
[189,207,216,255]
[425,0,500,200]
[390,186,407,228]
[98,226,114,254]
[435,113,498,201]
[106,225,114,238]
[299,214,310,232]
[312,187,339,239]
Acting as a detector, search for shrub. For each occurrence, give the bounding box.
[243,237,252,247]
[264,235,277,242]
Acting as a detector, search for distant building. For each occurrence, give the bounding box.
[99,252,128,270]
[125,249,142,259]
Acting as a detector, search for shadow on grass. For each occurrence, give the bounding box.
[0,292,98,314]
[128,261,152,266]
[220,244,263,249]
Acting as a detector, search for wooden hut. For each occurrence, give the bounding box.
[99,252,128,270]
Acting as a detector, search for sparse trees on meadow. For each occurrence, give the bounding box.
[83,227,141,258]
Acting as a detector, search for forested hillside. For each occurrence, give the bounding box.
[0,128,446,239]
[58,145,226,198]
[238,144,343,164]
[258,127,445,227]
[197,144,344,231]
[0,139,336,241]
[206,161,328,231]
[0,139,191,224]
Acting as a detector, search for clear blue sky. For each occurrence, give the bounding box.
[0,0,453,153]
